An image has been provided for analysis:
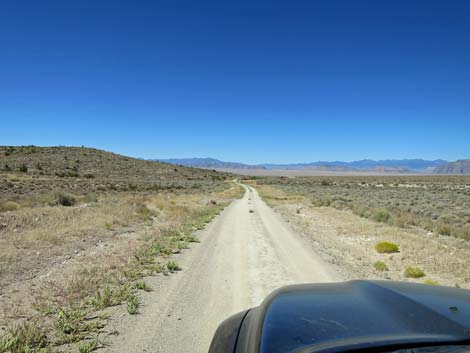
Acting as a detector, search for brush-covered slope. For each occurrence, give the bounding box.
[0,146,232,200]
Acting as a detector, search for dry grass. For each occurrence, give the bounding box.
[0,201,20,212]
[0,194,153,254]
[0,183,242,351]
[0,146,244,352]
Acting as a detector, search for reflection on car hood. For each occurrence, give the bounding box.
[258,281,470,353]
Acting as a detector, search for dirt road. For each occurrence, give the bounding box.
[105,185,339,353]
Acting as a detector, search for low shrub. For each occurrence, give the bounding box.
[370,208,392,223]
[394,212,418,228]
[351,204,368,218]
[51,192,77,207]
[373,261,388,271]
[436,223,452,236]
[312,196,332,207]
[375,241,399,253]
[83,193,98,203]
[136,204,156,221]
[423,279,439,285]
[0,201,20,212]
[454,226,470,240]
[6,174,19,182]
[404,266,425,278]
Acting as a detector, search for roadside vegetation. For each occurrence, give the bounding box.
[250,180,470,289]
[252,175,470,240]
[0,146,243,353]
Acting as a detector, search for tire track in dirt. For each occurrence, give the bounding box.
[104,184,340,353]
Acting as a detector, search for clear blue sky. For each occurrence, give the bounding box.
[1,1,469,163]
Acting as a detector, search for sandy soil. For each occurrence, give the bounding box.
[103,185,339,353]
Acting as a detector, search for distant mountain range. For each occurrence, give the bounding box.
[155,158,467,174]
[256,159,447,172]
[157,158,265,170]
[434,160,470,174]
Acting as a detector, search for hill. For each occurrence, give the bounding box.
[434,160,470,174]
[0,146,231,201]
[0,146,243,350]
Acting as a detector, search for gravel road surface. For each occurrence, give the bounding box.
[105,184,339,353]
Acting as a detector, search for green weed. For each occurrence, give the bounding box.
[89,285,131,310]
[54,307,102,344]
[165,261,180,273]
[0,321,47,353]
[78,339,98,353]
[134,281,152,292]
[126,294,139,315]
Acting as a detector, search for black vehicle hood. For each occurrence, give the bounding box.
[235,281,470,353]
